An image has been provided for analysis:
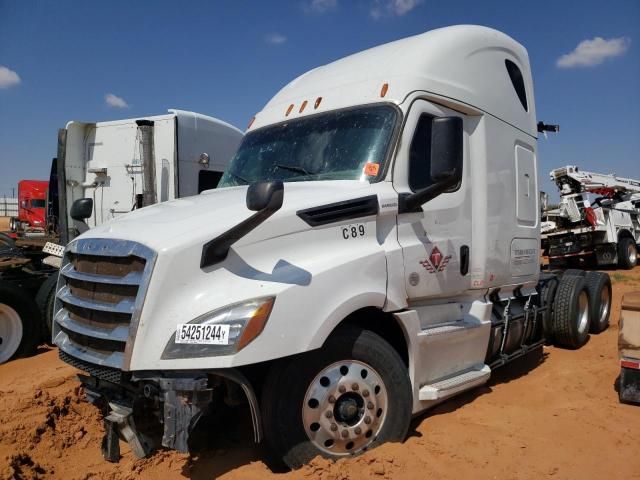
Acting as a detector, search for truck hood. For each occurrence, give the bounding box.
[78,181,379,254]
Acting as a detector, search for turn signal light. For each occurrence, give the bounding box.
[237,298,275,351]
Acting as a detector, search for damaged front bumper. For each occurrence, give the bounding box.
[78,369,262,462]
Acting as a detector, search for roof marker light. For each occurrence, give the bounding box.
[380,83,389,98]
[286,104,294,116]
[299,100,308,113]
[314,97,322,109]
[247,116,256,129]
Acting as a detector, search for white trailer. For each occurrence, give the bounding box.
[542,165,640,269]
[53,26,611,468]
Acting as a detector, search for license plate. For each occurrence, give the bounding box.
[175,324,230,345]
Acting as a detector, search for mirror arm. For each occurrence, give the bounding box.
[398,172,459,213]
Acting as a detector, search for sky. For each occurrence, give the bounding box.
[0,0,639,199]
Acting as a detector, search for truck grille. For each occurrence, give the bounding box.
[53,238,156,371]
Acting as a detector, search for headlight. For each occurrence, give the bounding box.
[161,297,275,359]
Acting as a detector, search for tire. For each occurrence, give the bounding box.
[584,272,612,334]
[618,237,638,270]
[562,269,585,277]
[552,275,591,349]
[538,275,559,344]
[261,326,412,469]
[35,273,59,341]
[0,281,41,363]
[0,233,15,248]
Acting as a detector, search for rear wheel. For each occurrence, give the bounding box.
[552,274,591,349]
[538,275,559,344]
[618,237,638,270]
[0,282,40,363]
[584,272,611,334]
[261,326,412,469]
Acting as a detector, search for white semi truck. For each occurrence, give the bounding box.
[542,165,640,269]
[53,26,612,468]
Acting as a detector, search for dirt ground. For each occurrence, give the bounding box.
[0,217,10,232]
[1,269,640,480]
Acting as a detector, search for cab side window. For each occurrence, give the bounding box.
[409,114,434,192]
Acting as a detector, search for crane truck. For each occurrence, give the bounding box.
[52,26,612,468]
[542,165,640,269]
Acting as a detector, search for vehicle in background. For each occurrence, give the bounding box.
[0,109,243,364]
[542,166,640,269]
[619,291,640,404]
[9,180,49,233]
[53,26,612,468]
[57,109,243,244]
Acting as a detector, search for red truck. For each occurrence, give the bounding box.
[10,180,49,232]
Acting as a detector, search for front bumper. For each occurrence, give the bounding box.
[66,350,262,461]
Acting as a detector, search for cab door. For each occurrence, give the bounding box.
[394,99,472,301]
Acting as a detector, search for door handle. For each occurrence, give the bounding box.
[460,245,469,276]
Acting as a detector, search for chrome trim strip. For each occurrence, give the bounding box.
[60,262,143,286]
[55,310,129,342]
[54,330,124,369]
[57,285,135,314]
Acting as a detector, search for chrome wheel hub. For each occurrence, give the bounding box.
[599,287,610,325]
[577,291,589,334]
[302,360,388,456]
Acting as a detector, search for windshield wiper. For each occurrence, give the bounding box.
[274,163,316,176]
[227,171,249,184]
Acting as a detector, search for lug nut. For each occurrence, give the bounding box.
[367,402,374,410]
[338,385,346,394]
[362,389,370,397]
[354,427,362,435]
[328,395,336,404]
[325,411,333,419]
[341,430,349,438]
[364,416,372,424]
[330,423,338,431]
[351,383,359,391]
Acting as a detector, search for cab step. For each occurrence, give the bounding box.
[418,364,491,401]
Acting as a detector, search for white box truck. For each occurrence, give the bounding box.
[53,26,611,468]
[57,109,244,243]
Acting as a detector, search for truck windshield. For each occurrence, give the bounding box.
[30,199,46,208]
[218,105,397,186]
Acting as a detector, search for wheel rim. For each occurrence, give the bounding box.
[577,291,589,335]
[598,287,611,326]
[0,303,24,363]
[302,360,388,456]
[628,243,638,265]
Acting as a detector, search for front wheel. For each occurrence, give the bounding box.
[261,326,412,469]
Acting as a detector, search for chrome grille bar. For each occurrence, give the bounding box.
[53,238,157,371]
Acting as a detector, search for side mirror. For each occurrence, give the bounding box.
[399,116,463,213]
[70,198,93,221]
[201,181,285,268]
[247,180,284,212]
[430,116,463,183]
